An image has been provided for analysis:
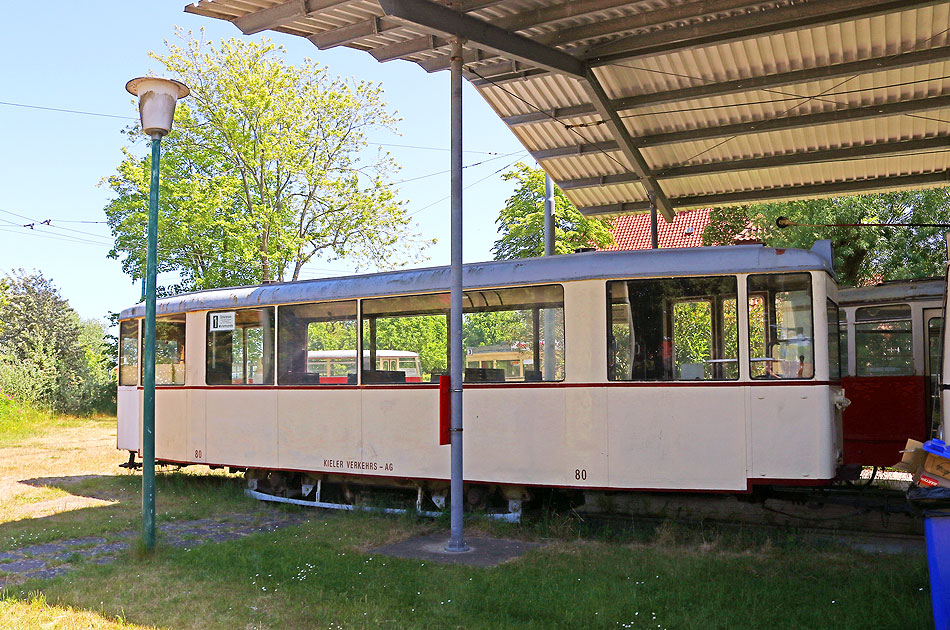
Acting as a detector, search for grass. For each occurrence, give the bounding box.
[4,509,929,630]
[0,397,113,448]
[0,411,935,629]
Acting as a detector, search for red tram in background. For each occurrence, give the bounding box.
[838,278,945,468]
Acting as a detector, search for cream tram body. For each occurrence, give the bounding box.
[117,244,844,495]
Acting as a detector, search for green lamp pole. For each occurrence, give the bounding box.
[125,77,189,551]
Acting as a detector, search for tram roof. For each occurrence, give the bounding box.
[120,243,833,319]
[185,0,950,222]
[838,277,946,305]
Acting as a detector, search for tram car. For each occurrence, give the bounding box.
[117,242,850,514]
[837,278,946,468]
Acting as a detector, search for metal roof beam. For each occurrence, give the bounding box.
[495,45,950,126]
[377,0,586,78]
[654,137,950,179]
[418,0,771,73]
[434,0,942,73]
[638,94,950,147]
[585,0,945,66]
[578,171,950,215]
[554,137,950,189]
[370,0,654,63]
[536,94,950,152]
[228,0,351,35]
[532,141,620,161]
[309,0,506,49]
[582,73,674,221]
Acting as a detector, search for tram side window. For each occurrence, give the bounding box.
[748,273,813,379]
[827,300,841,381]
[839,310,850,377]
[362,293,448,384]
[206,308,275,385]
[463,285,564,382]
[119,320,139,386]
[607,276,739,381]
[854,304,913,376]
[277,301,358,385]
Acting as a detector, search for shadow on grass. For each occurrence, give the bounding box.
[0,471,255,552]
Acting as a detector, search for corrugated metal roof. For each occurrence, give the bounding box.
[185,0,950,219]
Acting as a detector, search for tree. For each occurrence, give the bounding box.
[0,270,112,414]
[492,163,614,260]
[702,188,950,286]
[104,31,431,293]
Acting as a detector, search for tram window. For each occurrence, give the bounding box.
[138,315,186,386]
[748,273,813,379]
[930,317,944,428]
[206,308,275,385]
[827,300,841,381]
[361,285,565,384]
[119,320,139,386]
[839,310,850,377]
[362,293,448,384]
[277,301,357,385]
[854,304,913,376]
[463,285,564,382]
[607,276,738,381]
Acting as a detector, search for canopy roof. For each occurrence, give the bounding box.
[186,0,949,221]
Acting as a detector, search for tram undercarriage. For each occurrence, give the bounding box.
[244,468,530,522]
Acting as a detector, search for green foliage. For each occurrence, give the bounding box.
[0,270,114,415]
[462,311,527,349]
[372,315,448,377]
[702,188,950,286]
[492,163,614,260]
[104,31,431,293]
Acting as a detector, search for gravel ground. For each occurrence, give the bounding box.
[0,510,311,587]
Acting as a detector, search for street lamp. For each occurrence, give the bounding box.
[125,76,189,551]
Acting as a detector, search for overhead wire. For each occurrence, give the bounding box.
[392,150,526,185]
[0,99,511,156]
[406,152,529,218]
[0,208,113,243]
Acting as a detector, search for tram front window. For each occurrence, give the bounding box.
[206,308,275,385]
[748,273,814,379]
[607,276,738,381]
[138,315,186,386]
[119,320,139,386]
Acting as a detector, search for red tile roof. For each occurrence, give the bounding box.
[601,208,712,250]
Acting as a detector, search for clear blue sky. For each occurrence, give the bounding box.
[0,2,532,322]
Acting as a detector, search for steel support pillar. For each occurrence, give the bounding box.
[446,39,468,553]
[649,194,659,249]
[543,173,556,380]
[142,134,161,551]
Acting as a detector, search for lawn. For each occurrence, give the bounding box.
[0,410,934,629]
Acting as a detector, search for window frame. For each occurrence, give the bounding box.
[606,275,740,382]
[206,307,276,386]
[746,272,815,381]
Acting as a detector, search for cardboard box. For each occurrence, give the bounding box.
[895,439,926,478]
[927,453,950,480]
[896,439,950,487]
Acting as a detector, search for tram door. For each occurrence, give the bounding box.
[925,308,944,436]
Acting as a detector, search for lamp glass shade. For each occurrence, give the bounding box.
[126,77,189,137]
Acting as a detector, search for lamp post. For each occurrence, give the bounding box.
[125,77,189,551]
